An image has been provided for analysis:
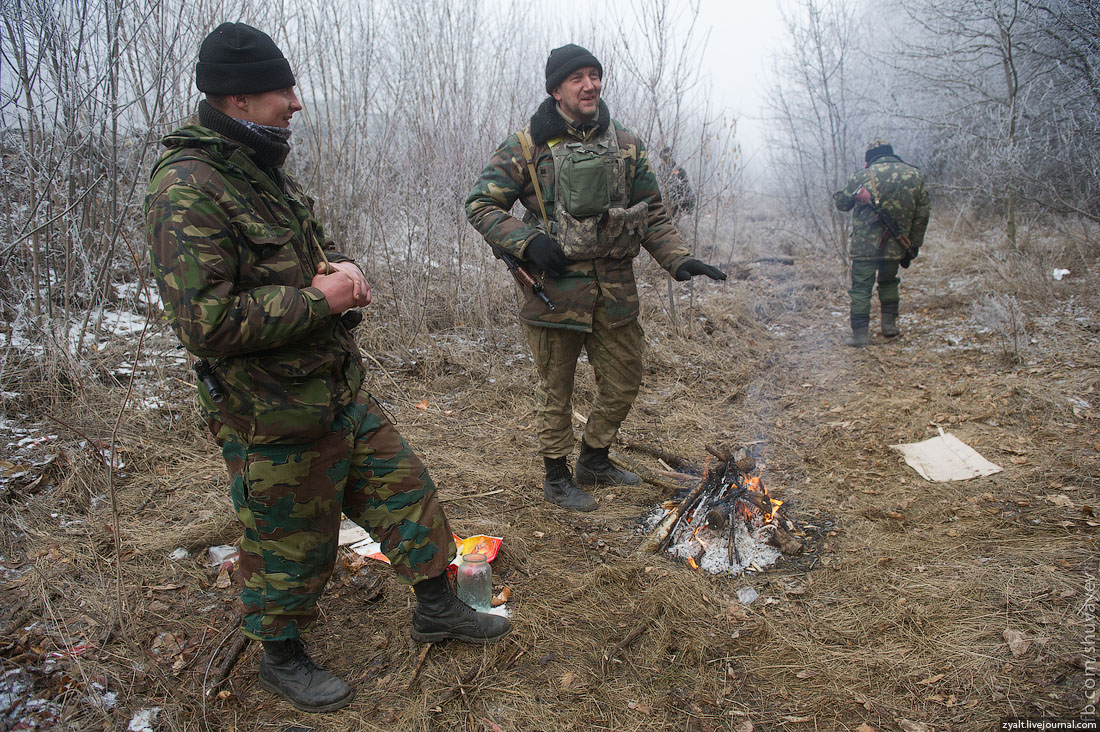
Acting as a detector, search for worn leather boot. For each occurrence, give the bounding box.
[410,573,511,643]
[575,441,641,487]
[543,457,597,511]
[881,301,900,338]
[845,314,870,347]
[259,638,355,713]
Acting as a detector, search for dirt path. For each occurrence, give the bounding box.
[0,226,1095,731]
[714,246,1099,728]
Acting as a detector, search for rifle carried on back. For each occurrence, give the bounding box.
[864,172,916,267]
[489,242,555,310]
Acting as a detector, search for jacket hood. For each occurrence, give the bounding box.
[529,96,611,146]
[152,123,242,178]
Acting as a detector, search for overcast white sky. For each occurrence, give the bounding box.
[551,0,788,170]
[694,0,786,167]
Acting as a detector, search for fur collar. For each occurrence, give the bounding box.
[529,96,611,146]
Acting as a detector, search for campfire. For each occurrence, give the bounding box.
[638,445,802,574]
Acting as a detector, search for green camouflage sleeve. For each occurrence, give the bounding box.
[465,134,541,259]
[624,129,692,273]
[833,169,868,212]
[908,181,930,253]
[146,176,332,359]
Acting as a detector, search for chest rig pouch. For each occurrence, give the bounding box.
[545,124,648,261]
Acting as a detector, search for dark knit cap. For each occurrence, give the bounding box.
[865,138,894,164]
[196,22,295,95]
[545,44,603,94]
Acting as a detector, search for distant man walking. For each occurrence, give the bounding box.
[466,44,726,511]
[657,146,696,219]
[145,22,508,714]
[834,138,930,346]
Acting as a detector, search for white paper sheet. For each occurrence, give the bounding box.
[889,428,1003,482]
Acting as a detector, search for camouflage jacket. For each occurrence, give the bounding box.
[833,155,931,261]
[145,118,363,444]
[465,98,693,331]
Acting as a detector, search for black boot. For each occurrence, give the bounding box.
[411,573,511,644]
[543,457,597,511]
[575,440,641,487]
[881,301,900,338]
[259,638,355,713]
[845,313,870,347]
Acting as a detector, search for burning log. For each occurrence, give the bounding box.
[766,523,804,555]
[705,504,730,530]
[641,446,796,575]
[638,477,710,554]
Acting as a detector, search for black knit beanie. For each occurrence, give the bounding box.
[545,44,603,94]
[196,22,295,95]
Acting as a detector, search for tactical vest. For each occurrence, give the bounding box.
[522,124,648,261]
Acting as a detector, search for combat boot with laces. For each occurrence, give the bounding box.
[575,440,641,487]
[411,573,511,643]
[542,456,597,511]
[259,638,354,712]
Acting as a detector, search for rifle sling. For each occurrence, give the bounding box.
[517,129,551,237]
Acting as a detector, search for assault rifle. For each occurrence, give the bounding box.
[867,193,916,267]
[489,243,555,310]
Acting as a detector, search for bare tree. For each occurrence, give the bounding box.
[764,0,870,276]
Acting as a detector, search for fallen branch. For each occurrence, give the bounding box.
[620,438,700,473]
[206,632,249,697]
[429,665,481,709]
[405,643,432,690]
[600,609,664,674]
[440,489,505,503]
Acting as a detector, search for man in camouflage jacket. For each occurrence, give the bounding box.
[466,44,727,511]
[146,23,508,714]
[834,139,930,346]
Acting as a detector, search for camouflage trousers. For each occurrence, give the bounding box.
[218,391,456,641]
[849,258,900,318]
[522,295,644,458]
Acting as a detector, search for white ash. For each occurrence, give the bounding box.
[644,506,780,575]
[670,521,780,575]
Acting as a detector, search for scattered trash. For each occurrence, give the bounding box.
[889,427,1002,482]
[128,707,161,732]
[206,545,237,567]
[736,586,759,605]
[168,548,189,561]
[339,519,502,569]
[1052,268,1071,281]
[46,641,89,659]
[337,520,510,612]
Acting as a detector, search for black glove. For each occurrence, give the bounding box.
[339,309,363,330]
[674,259,728,282]
[524,234,570,278]
[899,248,917,269]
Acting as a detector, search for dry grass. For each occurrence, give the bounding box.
[1,212,1097,731]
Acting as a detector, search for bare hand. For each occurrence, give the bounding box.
[329,261,372,307]
[855,186,872,205]
[310,268,358,314]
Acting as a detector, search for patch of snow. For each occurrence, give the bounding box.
[128,707,162,732]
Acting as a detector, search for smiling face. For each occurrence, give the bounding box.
[229,86,303,127]
[551,66,602,123]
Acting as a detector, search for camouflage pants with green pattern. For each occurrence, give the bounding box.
[218,391,456,641]
[522,295,644,459]
[849,258,900,318]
